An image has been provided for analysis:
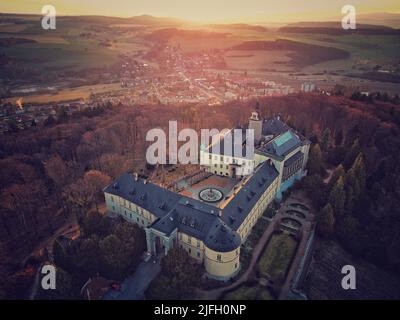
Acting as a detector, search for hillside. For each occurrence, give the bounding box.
[279,21,400,35]
[147,28,231,42]
[207,23,267,32]
[230,39,350,66]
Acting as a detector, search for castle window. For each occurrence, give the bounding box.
[217,254,222,261]
[235,263,238,269]
[197,251,200,258]
[197,240,200,248]
[188,236,191,244]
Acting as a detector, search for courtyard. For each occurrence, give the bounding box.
[179,174,238,207]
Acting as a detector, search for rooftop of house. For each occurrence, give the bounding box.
[104,160,279,252]
[257,129,303,160]
[222,161,279,230]
[256,117,310,160]
[103,174,181,219]
[202,116,309,161]
[262,116,290,137]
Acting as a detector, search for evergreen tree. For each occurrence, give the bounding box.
[352,153,366,195]
[345,184,354,215]
[328,164,345,190]
[317,203,335,237]
[146,247,203,300]
[343,139,361,169]
[344,152,366,210]
[329,176,346,218]
[308,144,323,175]
[81,211,111,238]
[321,128,331,151]
[39,268,76,299]
[75,235,102,278]
[303,174,327,209]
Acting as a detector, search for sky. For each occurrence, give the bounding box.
[1,0,400,22]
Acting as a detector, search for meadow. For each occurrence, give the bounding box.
[5,83,123,104]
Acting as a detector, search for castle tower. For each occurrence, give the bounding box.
[249,110,262,144]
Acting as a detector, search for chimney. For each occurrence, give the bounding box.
[134,172,138,181]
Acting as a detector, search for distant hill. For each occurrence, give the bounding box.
[126,14,186,26]
[357,12,400,28]
[207,23,267,32]
[282,21,393,29]
[0,13,185,27]
[147,28,230,42]
[278,21,400,35]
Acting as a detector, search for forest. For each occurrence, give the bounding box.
[0,92,400,298]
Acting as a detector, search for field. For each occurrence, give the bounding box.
[257,232,297,280]
[224,50,292,71]
[5,83,123,104]
[277,33,400,73]
[0,16,151,72]
[1,14,400,95]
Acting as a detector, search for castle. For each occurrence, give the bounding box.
[104,111,310,280]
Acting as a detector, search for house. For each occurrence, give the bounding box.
[104,110,309,280]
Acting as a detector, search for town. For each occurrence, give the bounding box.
[0,45,297,134]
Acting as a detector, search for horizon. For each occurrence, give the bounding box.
[1,0,400,23]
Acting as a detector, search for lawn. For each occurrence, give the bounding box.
[223,284,274,300]
[257,232,297,280]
